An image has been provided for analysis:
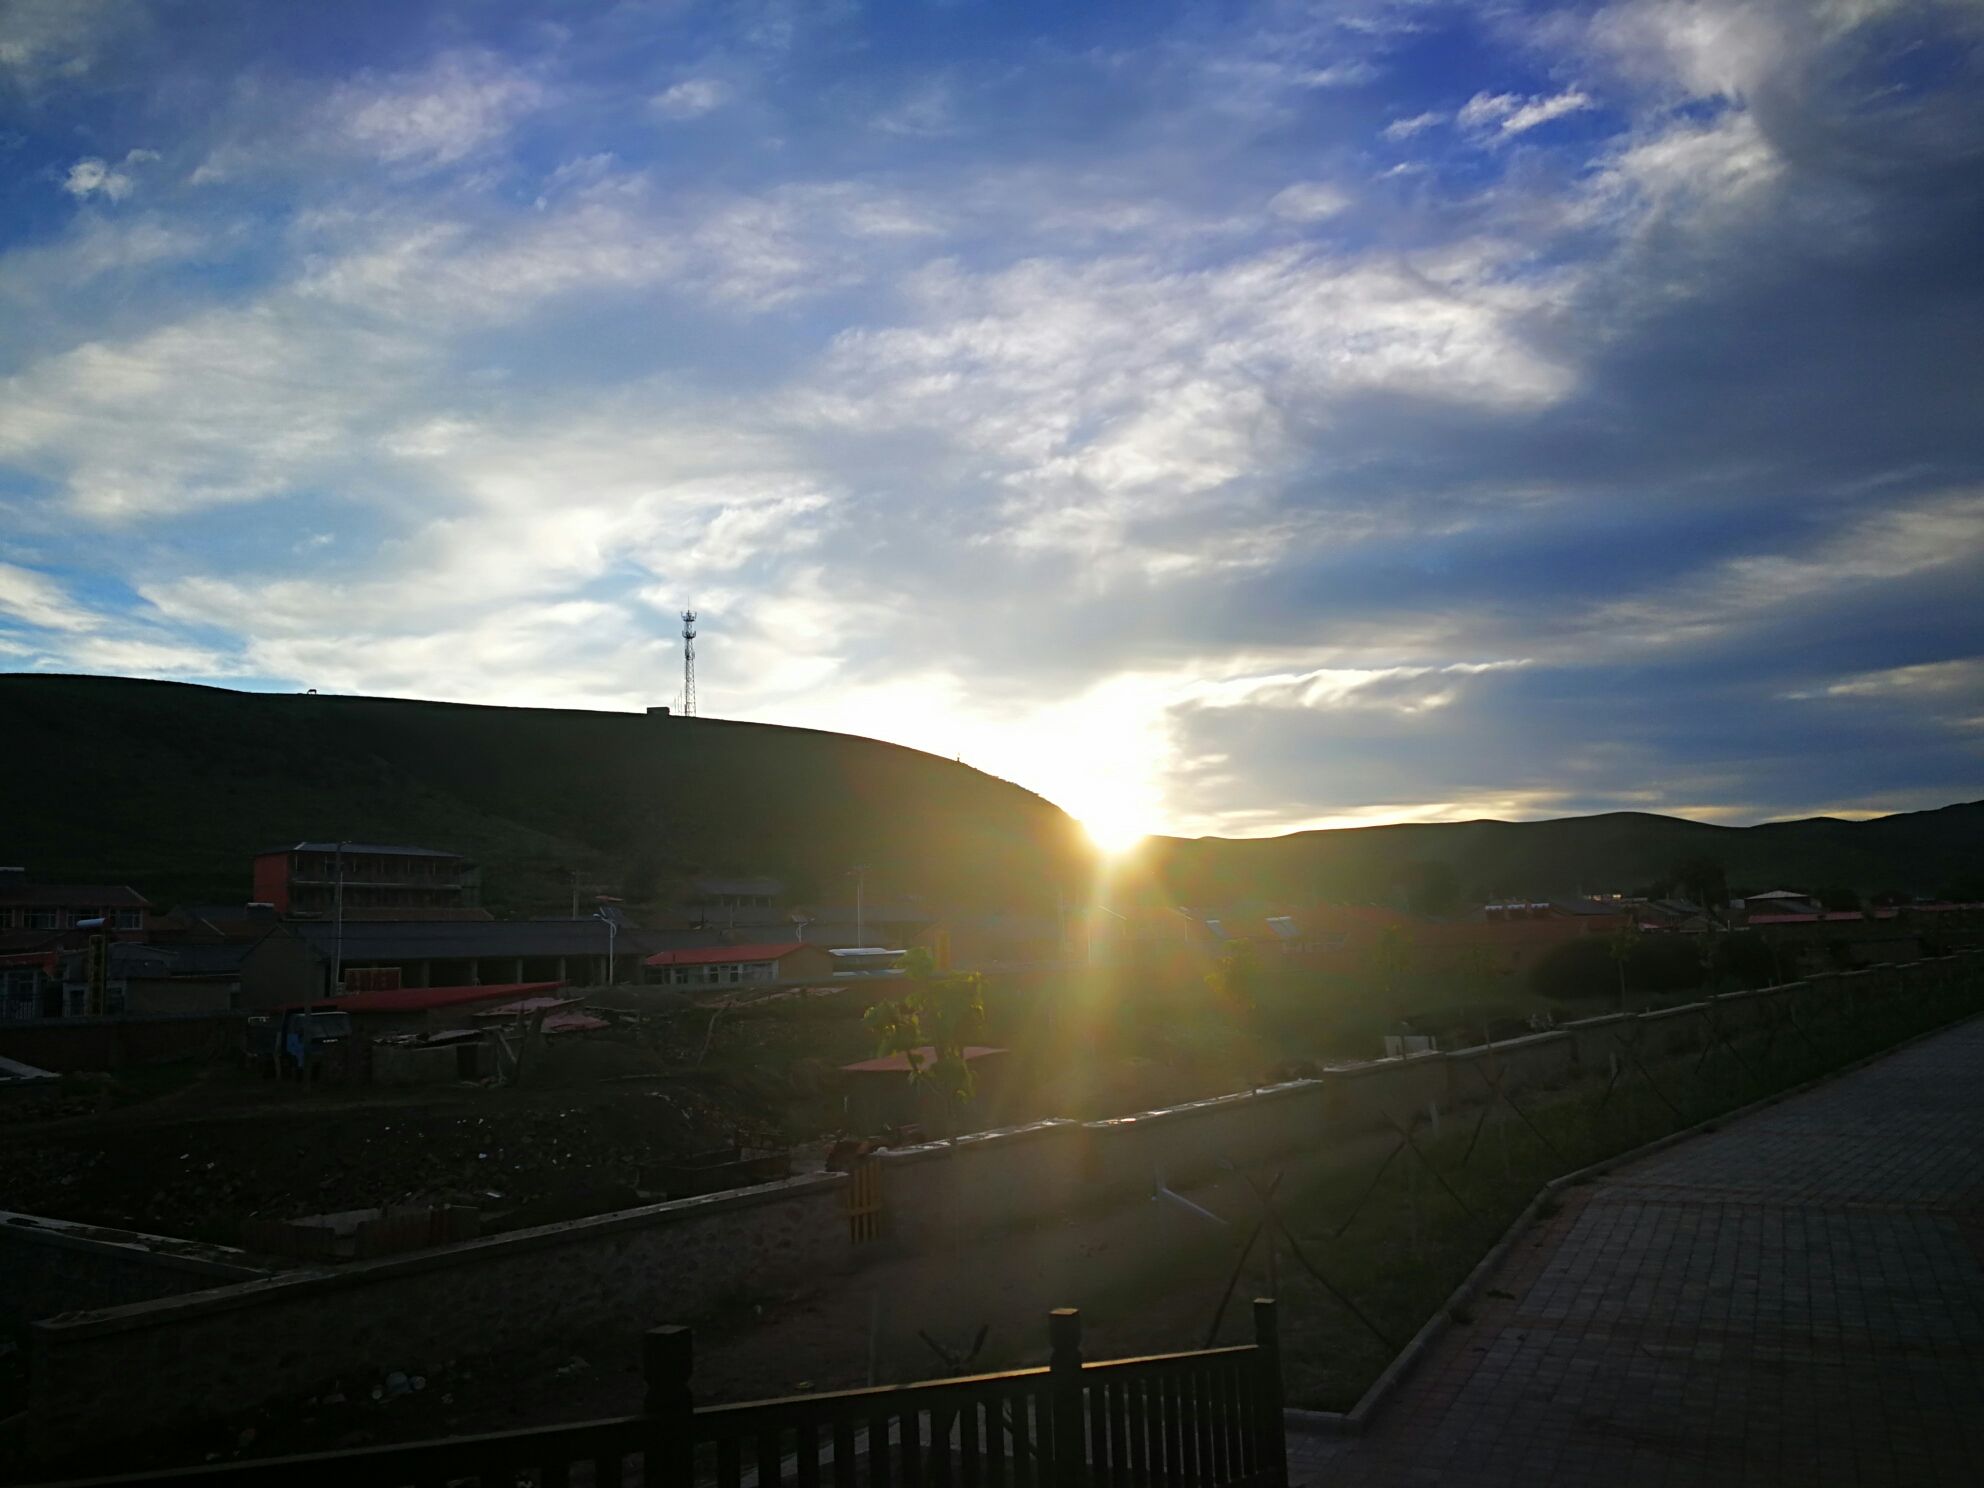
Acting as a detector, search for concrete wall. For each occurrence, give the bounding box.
[873,953,1974,1246]
[1,1212,267,1336]
[24,1173,849,1453]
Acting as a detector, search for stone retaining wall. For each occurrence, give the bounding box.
[0,1212,267,1338]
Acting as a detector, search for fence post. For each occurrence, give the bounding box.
[1252,1299,1289,1488]
[644,1324,694,1488]
[1049,1307,1084,1488]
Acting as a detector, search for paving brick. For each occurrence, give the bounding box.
[1287,1020,1984,1487]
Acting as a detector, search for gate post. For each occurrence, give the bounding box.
[644,1324,695,1488]
[1252,1299,1288,1488]
[1049,1308,1085,1488]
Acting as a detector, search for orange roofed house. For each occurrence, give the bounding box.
[643,941,837,990]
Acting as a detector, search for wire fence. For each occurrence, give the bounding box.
[1207,956,1984,1409]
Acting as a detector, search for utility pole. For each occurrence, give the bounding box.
[593,906,618,987]
[331,841,347,997]
[850,865,866,946]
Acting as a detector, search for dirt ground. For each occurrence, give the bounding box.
[21,1132,1417,1482]
[0,1047,778,1245]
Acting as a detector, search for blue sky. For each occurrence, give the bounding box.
[2,0,1981,843]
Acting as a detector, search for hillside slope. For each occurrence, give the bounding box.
[1134,802,1984,907]
[3,674,1975,915]
[0,674,1093,912]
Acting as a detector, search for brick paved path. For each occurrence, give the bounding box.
[1288,1019,1984,1487]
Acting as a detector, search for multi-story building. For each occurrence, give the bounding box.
[0,869,153,1020]
[0,869,151,937]
[251,843,479,917]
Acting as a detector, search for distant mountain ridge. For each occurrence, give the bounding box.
[2,674,1976,915]
[1132,801,1984,908]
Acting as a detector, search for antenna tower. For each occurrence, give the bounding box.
[680,608,698,717]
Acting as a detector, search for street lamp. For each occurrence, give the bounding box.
[591,907,618,987]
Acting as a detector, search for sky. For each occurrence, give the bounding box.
[2,0,1981,848]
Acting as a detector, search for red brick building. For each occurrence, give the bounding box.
[251,843,479,916]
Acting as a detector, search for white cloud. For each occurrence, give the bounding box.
[1586,489,1984,651]
[0,562,99,632]
[806,240,1576,566]
[61,148,156,201]
[0,0,133,85]
[1268,182,1352,222]
[327,50,542,168]
[652,78,728,119]
[0,300,433,520]
[1382,110,1444,140]
[1190,659,1533,715]
[1459,88,1594,137]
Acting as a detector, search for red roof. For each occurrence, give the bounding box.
[841,1045,1006,1075]
[644,942,811,968]
[320,981,563,1013]
[474,995,581,1018]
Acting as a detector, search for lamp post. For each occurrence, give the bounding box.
[592,907,618,987]
[332,841,347,997]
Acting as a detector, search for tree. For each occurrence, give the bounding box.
[862,952,986,1138]
[1206,940,1261,1016]
[1670,856,1729,925]
[1397,860,1462,918]
[1607,919,1643,1010]
[1373,923,1413,1001]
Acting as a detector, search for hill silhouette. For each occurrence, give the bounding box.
[3,674,1976,915]
[0,674,1092,913]
[1133,802,1984,908]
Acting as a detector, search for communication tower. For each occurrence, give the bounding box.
[680,608,698,717]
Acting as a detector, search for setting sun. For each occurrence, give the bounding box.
[1081,808,1148,855]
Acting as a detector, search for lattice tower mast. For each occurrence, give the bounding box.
[680,608,698,717]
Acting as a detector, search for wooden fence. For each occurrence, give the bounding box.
[41,1302,1289,1488]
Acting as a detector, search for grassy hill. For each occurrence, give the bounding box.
[0,674,1093,913]
[3,674,1976,916]
[1132,802,1984,908]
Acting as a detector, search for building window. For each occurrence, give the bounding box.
[2,969,37,1019]
[113,909,142,930]
[23,909,57,931]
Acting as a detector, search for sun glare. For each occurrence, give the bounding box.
[1081,808,1148,855]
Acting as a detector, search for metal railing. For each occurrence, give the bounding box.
[41,1303,1289,1488]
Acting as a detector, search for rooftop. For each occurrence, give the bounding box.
[319,981,563,1014]
[257,843,463,859]
[281,919,724,959]
[644,941,814,968]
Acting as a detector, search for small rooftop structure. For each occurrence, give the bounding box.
[316,981,563,1014]
[644,942,807,968]
[258,842,460,858]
